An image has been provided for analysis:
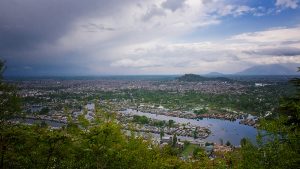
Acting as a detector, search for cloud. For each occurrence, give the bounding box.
[80,23,116,32]
[0,0,125,51]
[276,0,299,9]
[0,0,299,75]
[161,0,186,12]
[108,25,300,74]
[244,47,300,56]
[215,5,256,17]
[230,26,300,43]
[142,4,166,21]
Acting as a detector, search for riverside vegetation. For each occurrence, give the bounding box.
[1,60,299,169]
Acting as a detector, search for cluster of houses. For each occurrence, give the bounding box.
[114,101,248,122]
[239,118,258,127]
[72,103,96,121]
[158,135,233,159]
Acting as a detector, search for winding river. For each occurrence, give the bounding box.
[13,109,259,146]
[120,109,259,146]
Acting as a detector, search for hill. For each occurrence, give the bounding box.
[177,74,230,82]
[237,64,298,75]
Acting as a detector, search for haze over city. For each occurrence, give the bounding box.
[1,0,300,76]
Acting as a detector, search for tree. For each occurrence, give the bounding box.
[219,138,223,145]
[0,60,22,168]
[0,59,21,121]
[0,60,200,168]
[172,134,177,147]
[238,68,300,168]
[0,59,4,81]
[168,119,175,128]
[225,141,231,146]
[40,107,50,115]
[193,147,207,160]
[240,137,248,147]
[160,129,164,140]
[193,129,198,139]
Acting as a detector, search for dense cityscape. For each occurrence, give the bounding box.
[5,74,294,161]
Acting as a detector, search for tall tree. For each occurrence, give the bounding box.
[0,59,21,121]
[238,68,300,168]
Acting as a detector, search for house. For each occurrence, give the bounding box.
[176,141,184,149]
[72,111,83,118]
[85,103,95,111]
[213,144,232,153]
[160,142,169,148]
[205,145,214,155]
[198,141,206,147]
[160,136,172,144]
[190,140,206,147]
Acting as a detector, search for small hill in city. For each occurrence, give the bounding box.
[177,74,230,82]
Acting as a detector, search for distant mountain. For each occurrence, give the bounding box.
[237,64,298,75]
[204,72,225,77]
[177,74,231,82]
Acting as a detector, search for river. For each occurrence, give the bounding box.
[120,109,259,146]
[13,109,259,146]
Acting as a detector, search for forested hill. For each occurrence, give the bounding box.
[177,74,231,82]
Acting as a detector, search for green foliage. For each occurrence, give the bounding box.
[78,114,90,130]
[183,140,190,147]
[160,129,164,140]
[225,141,231,146]
[1,121,202,169]
[177,74,207,82]
[0,59,21,121]
[172,134,177,147]
[168,119,175,128]
[188,146,212,169]
[236,69,300,168]
[39,107,50,115]
[1,60,299,169]
[40,83,291,116]
[240,137,248,147]
[132,115,150,124]
[0,59,6,79]
[0,84,21,121]
[193,130,198,139]
[177,74,230,82]
[152,120,166,127]
[193,109,208,115]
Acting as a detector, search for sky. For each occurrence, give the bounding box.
[1,0,300,76]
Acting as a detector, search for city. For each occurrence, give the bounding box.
[1,0,300,168]
[7,74,294,161]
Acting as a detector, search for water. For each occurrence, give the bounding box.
[13,109,259,146]
[121,109,258,146]
[13,118,66,128]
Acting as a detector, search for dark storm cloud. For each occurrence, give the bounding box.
[0,0,135,75]
[244,47,300,56]
[0,0,130,52]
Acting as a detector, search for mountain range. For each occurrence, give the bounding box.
[236,64,298,75]
[202,64,299,76]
